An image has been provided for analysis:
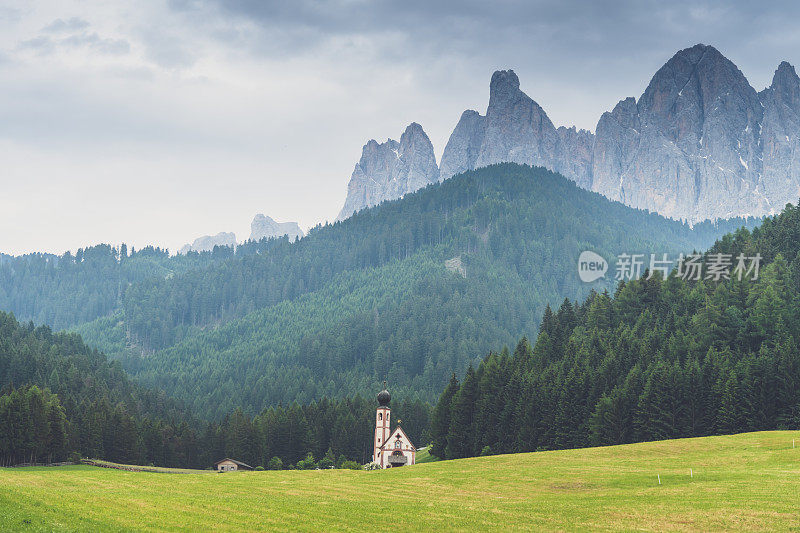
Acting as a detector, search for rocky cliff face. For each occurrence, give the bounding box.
[592,44,769,221]
[179,232,237,254]
[439,110,485,180]
[759,61,800,211]
[339,44,800,223]
[337,122,439,220]
[556,126,594,190]
[250,214,304,242]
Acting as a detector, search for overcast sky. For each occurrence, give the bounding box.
[2,0,800,255]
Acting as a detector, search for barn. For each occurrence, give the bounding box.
[214,458,253,472]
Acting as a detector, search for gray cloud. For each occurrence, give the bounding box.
[18,19,130,57]
[138,28,196,68]
[42,17,90,33]
[62,32,131,55]
[158,0,800,137]
[17,35,56,54]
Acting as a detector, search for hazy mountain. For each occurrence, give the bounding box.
[337,122,439,221]
[250,214,304,242]
[179,232,237,254]
[344,44,800,224]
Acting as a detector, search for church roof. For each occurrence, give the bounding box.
[378,426,416,451]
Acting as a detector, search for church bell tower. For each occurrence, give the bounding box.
[373,382,391,466]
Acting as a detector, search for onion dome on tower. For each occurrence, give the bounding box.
[377,381,391,407]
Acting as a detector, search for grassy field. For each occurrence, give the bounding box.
[2,431,800,532]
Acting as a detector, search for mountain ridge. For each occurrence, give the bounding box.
[339,44,800,224]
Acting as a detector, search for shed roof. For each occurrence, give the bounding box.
[214,458,254,469]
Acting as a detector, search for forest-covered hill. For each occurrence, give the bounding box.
[429,202,800,460]
[0,244,237,331]
[1,164,757,418]
[0,311,199,466]
[78,165,756,417]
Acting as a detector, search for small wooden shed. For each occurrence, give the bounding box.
[214,458,253,472]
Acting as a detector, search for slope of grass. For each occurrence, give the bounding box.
[415,446,439,464]
[2,432,799,531]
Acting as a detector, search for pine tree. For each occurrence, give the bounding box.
[716,372,741,434]
[430,374,459,459]
[445,366,478,460]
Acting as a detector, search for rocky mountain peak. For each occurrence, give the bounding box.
[639,44,757,126]
[399,123,434,161]
[674,42,714,62]
[402,122,426,137]
[179,232,236,255]
[775,60,796,76]
[250,214,304,242]
[768,61,800,103]
[593,43,769,221]
[489,69,521,101]
[336,122,439,220]
[441,68,592,183]
[758,61,800,210]
[439,110,486,180]
[473,68,562,171]
[612,97,637,116]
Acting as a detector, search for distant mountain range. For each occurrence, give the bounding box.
[249,214,304,242]
[339,44,800,223]
[179,214,304,254]
[179,232,237,254]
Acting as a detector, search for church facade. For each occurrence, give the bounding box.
[372,383,416,468]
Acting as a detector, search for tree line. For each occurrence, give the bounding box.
[0,309,431,468]
[0,239,279,332]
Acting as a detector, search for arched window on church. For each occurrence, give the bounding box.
[379,413,382,421]
[394,440,401,449]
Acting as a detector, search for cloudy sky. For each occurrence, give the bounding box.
[2,0,799,255]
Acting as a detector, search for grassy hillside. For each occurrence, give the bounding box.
[2,431,799,531]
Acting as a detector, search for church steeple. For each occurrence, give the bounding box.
[372,382,391,467]
[377,380,391,406]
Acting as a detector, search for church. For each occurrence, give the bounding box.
[372,383,416,468]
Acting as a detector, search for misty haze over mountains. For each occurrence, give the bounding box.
[339,44,800,224]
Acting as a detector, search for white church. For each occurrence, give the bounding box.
[372,383,416,468]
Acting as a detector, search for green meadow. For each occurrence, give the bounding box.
[2,431,799,532]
